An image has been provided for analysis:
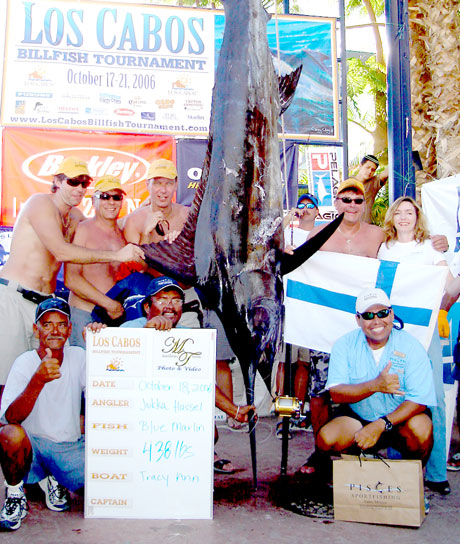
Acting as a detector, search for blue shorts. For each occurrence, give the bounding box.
[26,435,85,492]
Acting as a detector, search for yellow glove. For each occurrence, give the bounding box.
[438,309,450,338]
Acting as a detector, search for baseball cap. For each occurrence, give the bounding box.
[362,154,379,166]
[35,297,71,323]
[55,157,92,180]
[297,193,319,208]
[337,178,365,195]
[147,159,177,181]
[94,175,126,194]
[144,277,184,303]
[355,288,391,314]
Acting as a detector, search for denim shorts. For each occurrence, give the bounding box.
[26,435,85,492]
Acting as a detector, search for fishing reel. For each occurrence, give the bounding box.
[274,395,301,419]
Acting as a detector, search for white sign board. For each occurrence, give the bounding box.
[84,327,216,520]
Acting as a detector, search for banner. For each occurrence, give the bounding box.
[2,0,215,136]
[214,14,339,141]
[176,138,299,208]
[284,251,447,352]
[1,127,175,226]
[1,1,338,141]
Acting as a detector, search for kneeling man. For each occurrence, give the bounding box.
[317,288,435,464]
[0,298,85,530]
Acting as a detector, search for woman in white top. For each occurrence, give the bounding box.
[378,196,451,494]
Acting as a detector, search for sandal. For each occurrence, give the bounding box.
[214,453,235,474]
[447,452,460,472]
[298,450,329,476]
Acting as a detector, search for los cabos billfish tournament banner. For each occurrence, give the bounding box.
[284,252,447,353]
[0,1,338,141]
[1,127,174,226]
[85,327,216,520]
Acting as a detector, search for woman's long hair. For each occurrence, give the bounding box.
[382,196,430,245]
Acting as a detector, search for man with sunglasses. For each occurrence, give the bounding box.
[65,175,128,347]
[316,287,435,470]
[299,179,446,475]
[0,157,144,393]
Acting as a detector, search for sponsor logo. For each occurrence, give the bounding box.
[22,148,151,186]
[61,92,91,102]
[15,101,25,114]
[161,112,178,121]
[184,99,203,111]
[106,357,124,372]
[114,108,135,117]
[128,96,147,108]
[171,77,191,90]
[187,114,205,121]
[99,93,121,104]
[155,99,174,109]
[141,111,156,121]
[25,70,53,87]
[58,105,79,114]
[34,102,48,114]
[16,91,52,98]
[85,107,108,116]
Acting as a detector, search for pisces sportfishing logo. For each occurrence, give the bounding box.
[106,357,124,372]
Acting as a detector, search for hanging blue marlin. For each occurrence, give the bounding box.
[141,0,342,486]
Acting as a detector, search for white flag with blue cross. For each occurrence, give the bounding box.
[284,251,447,352]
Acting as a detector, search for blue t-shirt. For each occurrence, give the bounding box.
[326,328,436,421]
[120,317,147,328]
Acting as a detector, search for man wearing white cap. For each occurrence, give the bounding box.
[0,158,144,391]
[316,287,435,464]
[65,175,128,347]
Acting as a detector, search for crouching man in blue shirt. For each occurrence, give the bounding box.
[317,287,436,466]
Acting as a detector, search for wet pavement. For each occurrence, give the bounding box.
[1,416,460,543]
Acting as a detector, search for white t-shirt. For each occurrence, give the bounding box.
[284,226,311,249]
[377,239,446,266]
[0,346,86,443]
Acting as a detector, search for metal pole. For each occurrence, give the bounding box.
[385,0,415,201]
[339,0,349,179]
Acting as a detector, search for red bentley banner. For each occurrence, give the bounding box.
[0,127,175,226]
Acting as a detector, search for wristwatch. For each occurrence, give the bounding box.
[380,415,393,432]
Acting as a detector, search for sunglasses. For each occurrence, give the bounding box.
[358,308,392,320]
[338,197,364,205]
[297,202,316,209]
[66,177,91,189]
[95,193,124,201]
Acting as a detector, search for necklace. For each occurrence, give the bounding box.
[338,223,361,244]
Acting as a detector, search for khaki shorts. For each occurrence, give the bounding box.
[0,282,40,384]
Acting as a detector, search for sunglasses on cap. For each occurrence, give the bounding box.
[297,202,316,210]
[35,297,71,323]
[94,193,124,201]
[66,177,91,189]
[338,197,364,205]
[357,308,392,320]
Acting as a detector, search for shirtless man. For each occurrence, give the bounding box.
[0,157,144,388]
[354,154,388,224]
[123,158,236,418]
[123,159,189,245]
[64,175,127,348]
[299,177,447,475]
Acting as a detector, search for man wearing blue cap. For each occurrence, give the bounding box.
[0,298,85,530]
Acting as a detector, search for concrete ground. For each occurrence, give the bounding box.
[1,416,460,544]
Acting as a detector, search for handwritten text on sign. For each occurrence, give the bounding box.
[85,327,216,519]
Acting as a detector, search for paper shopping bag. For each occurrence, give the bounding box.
[333,455,424,527]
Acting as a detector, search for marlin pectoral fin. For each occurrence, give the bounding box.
[141,238,196,284]
[280,213,344,275]
[278,65,303,115]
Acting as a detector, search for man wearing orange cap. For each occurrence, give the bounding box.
[65,175,128,347]
[0,158,144,391]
